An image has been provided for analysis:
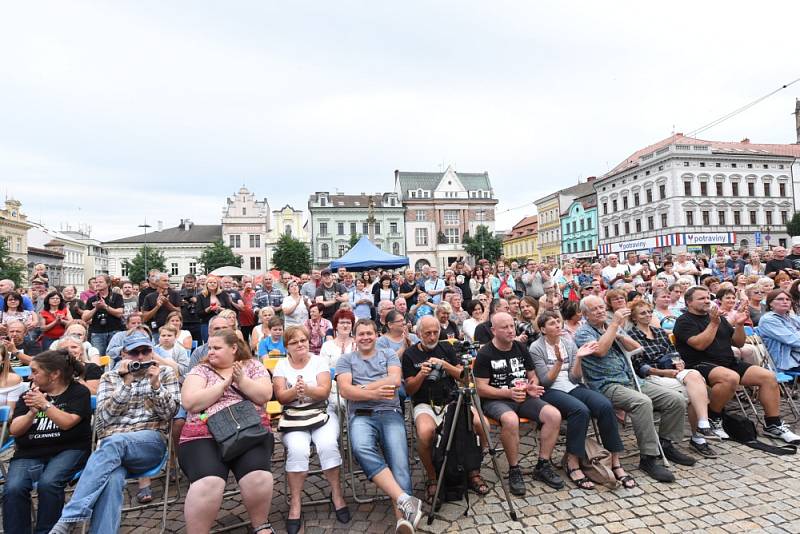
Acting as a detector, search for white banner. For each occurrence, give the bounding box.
[684,232,735,245]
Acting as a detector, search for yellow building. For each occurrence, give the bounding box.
[503,215,539,261]
[0,198,32,268]
[534,193,561,261]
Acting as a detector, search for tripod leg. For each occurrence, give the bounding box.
[470,391,519,522]
[427,393,465,525]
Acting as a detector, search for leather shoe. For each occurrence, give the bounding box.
[639,455,675,483]
[330,495,351,523]
[661,440,697,466]
[286,515,302,534]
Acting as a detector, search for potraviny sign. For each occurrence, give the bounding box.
[598,232,736,255]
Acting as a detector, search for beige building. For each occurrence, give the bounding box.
[265,205,310,269]
[0,198,33,269]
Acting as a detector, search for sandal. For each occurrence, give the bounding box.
[565,465,595,490]
[612,465,637,489]
[135,486,153,504]
[253,523,275,534]
[468,470,490,495]
[425,478,438,503]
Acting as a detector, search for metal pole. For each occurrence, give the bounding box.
[139,220,152,280]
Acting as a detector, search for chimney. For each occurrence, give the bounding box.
[157,220,163,231]
[740,138,750,144]
[795,98,800,144]
[587,176,597,182]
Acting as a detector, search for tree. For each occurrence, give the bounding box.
[463,225,503,263]
[787,212,800,237]
[198,239,243,275]
[348,233,360,250]
[272,234,312,276]
[123,245,167,284]
[0,238,25,286]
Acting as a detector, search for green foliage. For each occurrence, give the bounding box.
[348,233,360,249]
[787,212,800,237]
[123,245,167,284]
[463,225,503,263]
[272,234,312,276]
[0,238,25,286]
[198,239,243,275]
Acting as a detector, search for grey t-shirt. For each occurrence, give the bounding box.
[335,347,401,418]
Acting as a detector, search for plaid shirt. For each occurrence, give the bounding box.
[627,325,674,378]
[95,366,180,440]
[254,288,284,310]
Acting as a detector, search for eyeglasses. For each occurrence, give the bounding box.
[638,310,653,315]
[128,347,152,356]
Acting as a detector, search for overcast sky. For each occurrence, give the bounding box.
[2,1,799,241]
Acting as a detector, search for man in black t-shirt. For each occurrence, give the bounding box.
[315,269,348,320]
[398,269,420,308]
[673,286,800,444]
[473,312,563,495]
[141,273,182,340]
[81,275,124,355]
[765,246,798,279]
[786,238,800,271]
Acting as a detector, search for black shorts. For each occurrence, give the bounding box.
[693,360,752,382]
[482,397,548,424]
[178,437,273,483]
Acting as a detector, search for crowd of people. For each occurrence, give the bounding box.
[1,242,800,533]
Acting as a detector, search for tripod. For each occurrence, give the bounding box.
[427,351,519,525]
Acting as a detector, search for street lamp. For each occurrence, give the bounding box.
[138,220,152,276]
[477,209,485,260]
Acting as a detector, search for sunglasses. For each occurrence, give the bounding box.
[128,347,152,356]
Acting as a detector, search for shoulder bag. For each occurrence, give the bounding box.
[277,400,330,433]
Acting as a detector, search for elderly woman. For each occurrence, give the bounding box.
[3,350,92,533]
[50,322,101,363]
[627,300,721,453]
[745,284,767,326]
[273,326,349,533]
[304,303,332,355]
[774,272,792,293]
[758,289,800,372]
[529,311,631,489]
[179,329,275,534]
[651,287,679,332]
[59,337,103,394]
[377,310,420,356]
[435,302,460,340]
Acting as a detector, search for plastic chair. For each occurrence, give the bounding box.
[0,406,14,479]
[98,355,111,371]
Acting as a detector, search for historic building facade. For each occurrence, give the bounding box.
[534,180,595,262]
[561,192,598,260]
[221,187,271,272]
[265,205,310,270]
[0,198,33,270]
[503,215,539,262]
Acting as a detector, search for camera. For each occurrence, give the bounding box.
[426,362,444,382]
[129,360,157,372]
[98,313,107,327]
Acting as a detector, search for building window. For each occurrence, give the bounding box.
[733,211,741,225]
[700,182,707,196]
[749,210,757,224]
[121,261,129,277]
[350,222,357,235]
[718,211,726,225]
[337,222,345,235]
[444,228,460,244]
[229,235,241,248]
[659,184,666,199]
[416,210,426,221]
[604,226,609,238]
[242,207,247,216]
[624,221,630,234]
[338,244,348,257]
[320,244,329,259]
[170,262,179,276]
[443,210,459,225]
[587,218,593,230]
[732,182,739,196]
[285,225,292,237]
[635,219,642,233]
[684,181,692,196]
[747,182,755,197]
[766,211,773,225]
[319,222,328,236]
[390,222,398,234]
[686,211,694,226]
[374,222,381,235]
[780,183,787,197]
[249,257,261,270]
[661,213,668,227]
[764,183,771,197]
[415,228,428,246]
[716,181,723,196]
[580,219,585,231]
[249,234,260,248]
[646,189,653,203]
[189,262,197,275]
[392,242,400,255]
[361,222,368,235]
[634,193,640,206]
[613,223,619,236]
[612,199,618,212]
[782,211,788,224]
[623,197,628,210]
[647,216,654,230]
[603,203,608,215]
[702,211,710,225]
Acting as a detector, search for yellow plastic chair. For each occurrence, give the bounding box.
[98,355,111,371]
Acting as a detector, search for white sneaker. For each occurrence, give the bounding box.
[763,422,800,444]
[398,495,422,529]
[396,518,414,534]
[710,418,729,440]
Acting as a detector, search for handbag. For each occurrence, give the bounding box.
[577,438,618,488]
[277,400,330,433]
[204,368,270,461]
[722,412,797,455]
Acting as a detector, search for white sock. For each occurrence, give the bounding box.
[397,493,411,506]
[691,433,706,445]
[697,419,710,429]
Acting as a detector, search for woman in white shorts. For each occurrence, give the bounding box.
[627,300,723,458]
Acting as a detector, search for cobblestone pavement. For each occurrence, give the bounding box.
[4,401,798,533]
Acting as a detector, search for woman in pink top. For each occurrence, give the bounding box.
[179,329,275,534]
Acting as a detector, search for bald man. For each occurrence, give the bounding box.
[473,312,563,495]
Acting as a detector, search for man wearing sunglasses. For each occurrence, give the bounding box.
[49,332,180,534]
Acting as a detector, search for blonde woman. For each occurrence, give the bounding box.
[59,337,103,394]
[0,345,26,412]
[50,323,101,364]
[250,307,276,352]
[166,311,193,350]
[197,276,233,342]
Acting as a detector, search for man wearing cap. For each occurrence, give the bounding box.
[315,269,348,321]
[50,332,180,534]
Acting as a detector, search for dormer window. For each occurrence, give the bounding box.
[320,197,327,206]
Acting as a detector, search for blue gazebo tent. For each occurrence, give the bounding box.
[329,236,409,271]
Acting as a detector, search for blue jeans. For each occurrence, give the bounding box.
[56,430,165,534]
[90,331,118,356]
[542,386,624,458]
[349,410,411,495]
[3,449,89,534]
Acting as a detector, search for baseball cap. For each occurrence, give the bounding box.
[124,332,153,352]
[321,268,332,276]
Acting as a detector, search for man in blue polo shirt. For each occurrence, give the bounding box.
[0,279,35,311]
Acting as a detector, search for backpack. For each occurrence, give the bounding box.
[722,412,797,456]
[432,400,484,503]
[577,438,618,488]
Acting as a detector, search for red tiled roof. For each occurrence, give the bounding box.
[504,215,538,241]
[603,134,800,179]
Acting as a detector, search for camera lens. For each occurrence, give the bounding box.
[426,363,443,382]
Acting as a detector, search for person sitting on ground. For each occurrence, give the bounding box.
[473,312,564,496]
[179,328,275,534]
[49,332,180,534]
[673,286,800,444]
[3,350,91,534]
[402,316,489,502]
[529,311,632,489]
[759,289,800,372]
[273,326,349,533]
[257,316,287,357]
[627,300,721,457]
[575,296,694,483]
[335,319,422,534]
